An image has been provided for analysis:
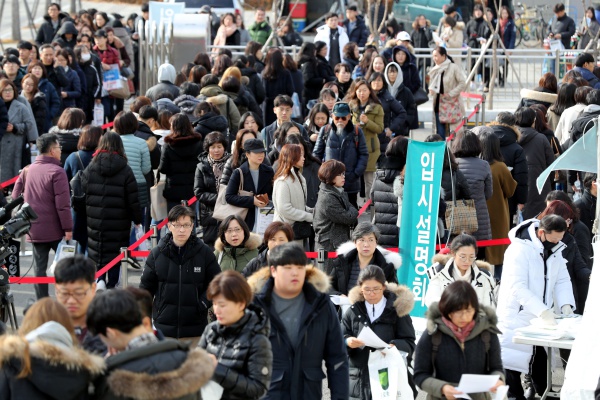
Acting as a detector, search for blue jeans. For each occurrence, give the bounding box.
[435,114,446,139]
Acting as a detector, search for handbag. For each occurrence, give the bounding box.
[150,173,168,221]
[212,168,253,221]
[444,173,478,235]
[109,77,131,99]
[551,137,566,183]
[413,87,429,106]
[70,152,86,212]
[292,221,313,240]
[438,92,462,124]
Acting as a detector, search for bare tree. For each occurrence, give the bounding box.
[366,0,389,42]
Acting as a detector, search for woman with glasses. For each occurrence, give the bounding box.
[415,281,505,400]
[342,265,417,399]
[425,234,497,308]
[81,132,142,289]
[214,215,261,273]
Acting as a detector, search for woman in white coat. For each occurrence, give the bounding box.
[272,144,313,246]
[425,234,497,308]
[496,215,575,399]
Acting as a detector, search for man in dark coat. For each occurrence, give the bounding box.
[574,172,597,234]
[568,90,600,186]
[342,6,369,47]
[39,44,70,95]
[35,3,69,45]
[313,102,369,209]
[465,4,492,87]
[87,289,215,400]
[549,3,576,50]
[140,205,221,347]
[249,243,349,400]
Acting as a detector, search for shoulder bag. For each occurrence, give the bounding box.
[291,175,313,240]
[444,172,478,235]
[213,168,253,221]
[70,151,86,212]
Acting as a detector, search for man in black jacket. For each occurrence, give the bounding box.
[260,95,309,151]
[465,4,491,89]
[35,3,69,45]
[568,90,600,186]
[342,6,369,47]
[549,3,576,50]
[140,205,221,348]
[87,289,215,400]
[574,173,597,234]
[39,44,69,95]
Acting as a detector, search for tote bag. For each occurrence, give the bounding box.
[444,173,478,235]
[212,168,253,221]
[368,346,413,399]
[150,173,168,221]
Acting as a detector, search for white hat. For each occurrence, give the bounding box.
[396,31,411,41]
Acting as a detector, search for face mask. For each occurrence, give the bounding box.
[587,18,592,26]
[81,53,91,62]
[542,240,556,251]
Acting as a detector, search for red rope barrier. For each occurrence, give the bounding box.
[357,199,371,217]
[101,121,114,129]
[0,176,18,189]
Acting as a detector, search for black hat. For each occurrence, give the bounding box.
[17,40,33,50]
[332,102,351,117]
[112,13,124,20]
[2,55,21,67]
[199,5,211,13]
[141,3,149,12]
[94,29,107,38]
[347,5,358,11]
[243,138,266,153]
[444,5,456,14]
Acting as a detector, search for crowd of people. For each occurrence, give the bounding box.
[0,2,598,400]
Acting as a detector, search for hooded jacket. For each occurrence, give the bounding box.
[214,232,262,273]
[140,232,221,338]
[342,15,370,47]
[391,46,422,94]
[35,12,69,45]
[517,88,558,110]
[159,133,203,203]
[193,111,228,138]
[199,304,273,400]
[49,126,81,165]
[343,283,417,400]
[327,241,401,296]
[0,322,105,400]
[425,254,496,308]
[54,21,78,48]
[414,303,504,400]
[370,155,403,246]
[314,25,350,62]
[248,266,349,400]
[384,61,418,131]
[375,86,406,144]
[173,95,200,120]
[198,84,240,135]
[145,63,181,101]
[517,126,554,219]
[496,219,575,373]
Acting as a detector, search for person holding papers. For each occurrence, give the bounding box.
[342,265,417,399]
[414,281,505,399]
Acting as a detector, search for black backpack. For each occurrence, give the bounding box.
[70,151,86,211]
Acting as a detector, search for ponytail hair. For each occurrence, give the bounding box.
[433,46,454,63]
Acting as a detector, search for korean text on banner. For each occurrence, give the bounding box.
[149,1,185,41]
[398,141,445,317]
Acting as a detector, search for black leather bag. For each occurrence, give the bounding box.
[414,87,429,106]
[293,221,313,240]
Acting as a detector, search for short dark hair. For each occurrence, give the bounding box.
[87,290,142,336]
[200,73,219,87]
[575,52,595,68]
[553,3,565,13]
[334,63,352,74]
[352,222,381,242]
[113,111,139,135]
[57,108,86,130]
[586,89,600,106]
[325,12,338,20]
[167,205,195,222]
[539,214,567,233]
[452,130,482,158]
[48,2,60,10]
[77,125,102,151]
[514,107,536,127]
[575,86,593,104]
[437,280,480,320]
[129,96,152,113]
[218,215,251,246]
[262,221,294,246]
[496,111,516,126]
[268,242,308,268]
[449,234,478,253]
[180,81,200,97]
[207,270,253,306]
[37,133,59,154]
[54,255,96,284]
[357,265,386,286]
[155,90,174,101]
[124,287,153,318]
[274,95,294,108]
[203,131,228,152]
[583,172,597,190]
[318,159,346,185]
[17,40,33,50]
[139,105,159,121]
[220,76,241,94]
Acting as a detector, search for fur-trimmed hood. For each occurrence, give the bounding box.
[488,120,521,142]
[347,282,415,317]
[173,94,200,115]
[431,253,492,272]
[107,348,214,399]
[214,232,262,253]
[520,88,558,104]
[336,240,402,270]
[247,265,331,295]
[48,126,82,136]
[205,93,229,106]
[426,302,501,337]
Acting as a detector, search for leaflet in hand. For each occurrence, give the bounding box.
[357,326,389,349]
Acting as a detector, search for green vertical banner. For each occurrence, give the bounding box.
[398,140,445,318]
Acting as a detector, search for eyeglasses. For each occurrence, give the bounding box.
[170,223,193,230]
[337,172,345,177]
[362,287,383,294]
[53,145,62,151]
[2,88,14,93]
[356,238,377,245]
[225,227,243,234]
[450,307,476,318]
[457,255,476,262]
[56,287,91,301]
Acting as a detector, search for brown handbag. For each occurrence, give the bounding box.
[212,168,254,221]
[444,173,479,235]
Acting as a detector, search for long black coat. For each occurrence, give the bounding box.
[394,84,419,130]
[241,67,265,105]
[575,190,596,236]
[193,111,229,140]
[77,61,101,122]
[376,88,406,151]
[140,232,221,338]
[29,93,47,139]
[342,284,416,400]
[561,231,591,314]
[370,156,403,247]
[300,57,325,107]
[225,162,274,231]
[263,70,294,126]
[158,133,203,203]
[199,304,273,400]
[489,122,528,205]
[81,152,142,267]
[194,152,231,246]
[518,127,554,219]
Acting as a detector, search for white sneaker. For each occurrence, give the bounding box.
[96,280,107,292]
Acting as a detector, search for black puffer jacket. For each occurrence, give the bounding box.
[561,231,591,314]
[194,152,231,246]
[299,56,326,106]
[81,152,142,267]
[199,304,273,400]
[242,248,268,278]
[370,156,403,247]
[29,93,47,139]
[159,133,203,203]
[193,111,229,139]
[575,190,596,235]
[518,126,554,219]
[140,232,221,338]
[241,67,265,105]
[343,284,417,400]
[489,122,528,205]
[49,127,81,165]
[174,95,200,121]
[376,88,406,151]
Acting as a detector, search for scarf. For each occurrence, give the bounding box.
[499,18,509,36]
[208,152,229,190]
[428,58,451,94]
[442,316,476,345]
[93,149,120,157]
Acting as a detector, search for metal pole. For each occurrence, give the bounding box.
[555,49,560,79]
[481,94,486,127]
[151,225,158,248]
[12,0,21,41]
[120,247,129,288]
[22,0,37,39]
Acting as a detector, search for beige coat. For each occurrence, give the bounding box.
[429,61,466,135]
[273,168,313,225]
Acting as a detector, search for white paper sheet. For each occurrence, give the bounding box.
[455,374,500,393]
[330,295,351,306]
[494,385,509,400]
[357,326,389,349]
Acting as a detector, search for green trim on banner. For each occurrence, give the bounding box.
[398,140,445,318]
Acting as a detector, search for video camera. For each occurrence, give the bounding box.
[0,196,38,282]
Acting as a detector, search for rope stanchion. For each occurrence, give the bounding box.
[0,176,18,189]
[357,199,371,217]
[445,92,486,141]
[101,121,114,130]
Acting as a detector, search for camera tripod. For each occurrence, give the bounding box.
[0,270,17,331]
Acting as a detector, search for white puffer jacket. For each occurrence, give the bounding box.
[496,219,575,373]
[425,254,497,308]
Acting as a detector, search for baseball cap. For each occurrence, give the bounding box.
[347,5,358,11]
[332,102,351,117]
[244,138,266,153]
[396,31,411,41]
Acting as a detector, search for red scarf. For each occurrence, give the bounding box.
[499,18,509,36]
[93,149,120,157]
[442,316,476,344]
